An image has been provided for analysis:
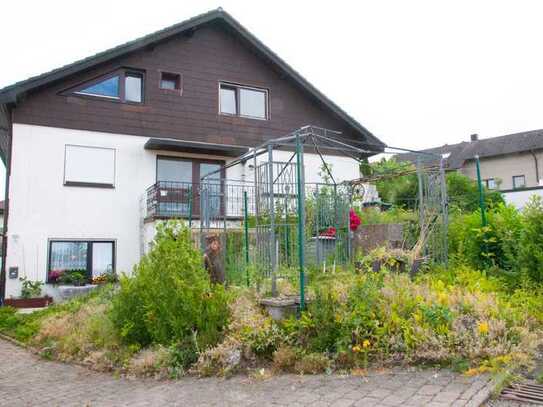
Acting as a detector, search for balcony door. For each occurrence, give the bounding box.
[156,156,223,217]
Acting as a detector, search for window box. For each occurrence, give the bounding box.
[4,296,54,309]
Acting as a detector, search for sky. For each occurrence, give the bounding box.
[1,0,543,185]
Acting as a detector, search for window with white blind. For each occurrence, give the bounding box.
[64,145,116,188]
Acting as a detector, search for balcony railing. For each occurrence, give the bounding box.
[146,181,199,219]
[145,180,256,221]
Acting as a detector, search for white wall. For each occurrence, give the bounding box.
[5,124,360,299]
[503,188,543,210]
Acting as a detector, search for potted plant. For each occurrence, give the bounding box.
[4,277,53,308]
[54,269,89,286]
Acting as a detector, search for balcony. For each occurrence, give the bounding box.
[146,180,237,221]
[144,180,257,223]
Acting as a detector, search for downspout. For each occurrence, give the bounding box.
[530,149,540,186]
[0,105,13,305]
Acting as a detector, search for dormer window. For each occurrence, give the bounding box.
[69,69,144,103]
[219,82,268,120]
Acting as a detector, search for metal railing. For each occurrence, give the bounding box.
[146,181,197,219]
[145,180,256,220]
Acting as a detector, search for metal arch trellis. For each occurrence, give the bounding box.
[199,125,449,310]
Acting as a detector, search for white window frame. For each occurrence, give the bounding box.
[485,178,496,190]
[63,144,116,188]
[218,82,269,120]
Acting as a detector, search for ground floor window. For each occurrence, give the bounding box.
[48,240,115,284]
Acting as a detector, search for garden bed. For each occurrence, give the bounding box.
[1,220,543,381]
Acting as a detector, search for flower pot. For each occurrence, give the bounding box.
[4,296,53,308]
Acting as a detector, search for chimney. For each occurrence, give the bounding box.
[470,134,479,142]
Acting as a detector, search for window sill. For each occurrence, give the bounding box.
[64,181,115,189]
[219,113,268,122]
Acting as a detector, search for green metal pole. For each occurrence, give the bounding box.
[188,187,193,228]
[243,190,250,286]
[296,134,305,311]
[475,155,487,227]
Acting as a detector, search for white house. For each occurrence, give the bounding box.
[0,9,384,301]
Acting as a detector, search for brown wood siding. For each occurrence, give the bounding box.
[13,22,364,148]
[0,105,10,163]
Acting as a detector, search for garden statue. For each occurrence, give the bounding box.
[203,234,225,285]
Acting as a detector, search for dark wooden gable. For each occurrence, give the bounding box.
[12,21,368,150]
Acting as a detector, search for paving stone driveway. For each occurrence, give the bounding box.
[0,339,494,406]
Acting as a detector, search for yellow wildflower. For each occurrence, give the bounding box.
[362,339,371,349]
[464,368,479,377]
[478,321,489,335]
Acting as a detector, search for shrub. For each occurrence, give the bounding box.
[447,171,504,212]
[0,306,20,331]
[448,203,522,280]
[272,345,299,372]
[192,337,242,377]
[519,196,543,283]
[283,284,345,354]
[19,277,43,299]
[293,353,331,374]
[278,268,543,373]
[110,220,230,352]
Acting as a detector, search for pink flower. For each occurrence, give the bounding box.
[48,269,63,282]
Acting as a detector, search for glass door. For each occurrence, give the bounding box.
[156,157,193,216]
[200,163,222,218]
[156,157,224,217]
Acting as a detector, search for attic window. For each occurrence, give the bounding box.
[78,76,119,99]
[219,82,268,120]
[160,72,181,91]
[125,72,143,103]
[71,69,144,103]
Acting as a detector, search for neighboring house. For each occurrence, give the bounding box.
[397,132,543,208]
[0,9,384,301]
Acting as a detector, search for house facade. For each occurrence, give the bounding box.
[0,9,383,302]
[398,132,543,208]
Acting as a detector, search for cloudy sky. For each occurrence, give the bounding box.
[2,1,543,152]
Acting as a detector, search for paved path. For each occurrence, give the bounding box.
[0,339,494,406]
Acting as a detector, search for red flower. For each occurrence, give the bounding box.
[320,226,337,237]
[349,208,361,231]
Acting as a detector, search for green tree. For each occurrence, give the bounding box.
[366,158,418,209]
[446,172,503,212]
